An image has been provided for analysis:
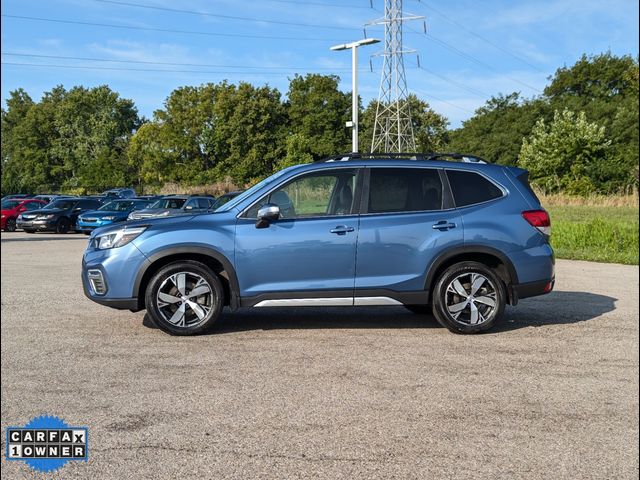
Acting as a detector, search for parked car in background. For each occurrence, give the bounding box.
[100,188,137,199]
[1,198,47,232]
[76,199,155,234]
[82,152,554,336]
[211,190,244,209]
[127,195,216,221]
[1,194,33,202]
[32,194,76,204]
[17,197,103,233]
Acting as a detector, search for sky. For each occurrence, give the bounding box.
[1,0,638,128]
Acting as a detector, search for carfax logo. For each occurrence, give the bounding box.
[5,415,88,473]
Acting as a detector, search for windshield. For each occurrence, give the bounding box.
[1,200,20,209]
[215,167,297,212]
[149,198,186,209]
[43,199,77,210]
[99,200,135,211]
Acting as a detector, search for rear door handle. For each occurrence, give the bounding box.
[432,221,457,230]
[330,225,355,235]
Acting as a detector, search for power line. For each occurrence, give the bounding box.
[369,6,542,93]
[93,0,359,31]
[241,0,371,8]
[410,27,542,93]
[0,14,337,42]
[414,63,489,98]
[0,61,356,76]
[414,1,546,73]
[411,87,476,114]
[2,52,362,72]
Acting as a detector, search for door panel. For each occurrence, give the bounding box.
[234,168,361,298]
[355,167,463,293]
[355,211,463,291]
[235,216,359,296]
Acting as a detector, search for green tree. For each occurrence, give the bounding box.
[286,74,351,158]
[128,81,287,186]
[447,93,548,165]
[1,85,140,194]
[518,109,611,194]
[359,95,449,153]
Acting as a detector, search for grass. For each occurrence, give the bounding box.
[545,203,639,265]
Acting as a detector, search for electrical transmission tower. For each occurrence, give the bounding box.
[367,0,424,153]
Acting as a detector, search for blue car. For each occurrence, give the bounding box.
[82,153,555,336]
[76,199,154,234]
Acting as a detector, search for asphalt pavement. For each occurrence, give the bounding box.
[1,231,638,479]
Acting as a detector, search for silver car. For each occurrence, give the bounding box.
[127,196,216,220]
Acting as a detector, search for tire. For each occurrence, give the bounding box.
[405,304,432,315]
[24,229,36,234]
[4,218,17,232]
[55,217,70,234]
[432,261,506,334]
[145,260,224,336]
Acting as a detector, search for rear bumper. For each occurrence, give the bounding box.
[512,278,555,301]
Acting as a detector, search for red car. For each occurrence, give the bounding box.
[1,198,47,232]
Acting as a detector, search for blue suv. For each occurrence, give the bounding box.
[82,153,554,335]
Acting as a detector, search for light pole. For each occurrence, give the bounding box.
[330,38,380,153]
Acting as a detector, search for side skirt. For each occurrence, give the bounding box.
[240,290,428,308]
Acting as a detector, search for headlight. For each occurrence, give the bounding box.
[102,216,116,221]
[94,226,147,250]
[1,214,5,219]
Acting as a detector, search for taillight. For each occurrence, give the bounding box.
[522,210,551,236]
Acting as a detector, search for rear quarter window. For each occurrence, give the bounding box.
[446,170,503,207]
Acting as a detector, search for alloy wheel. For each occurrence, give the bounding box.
[444,272,497,326]
[156,272,214,328]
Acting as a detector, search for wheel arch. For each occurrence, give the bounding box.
[134,246,240,311]
[424,245,519,305]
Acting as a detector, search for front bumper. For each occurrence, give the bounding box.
[16,218,57,231]
[77,218,120,232]
[82,241,150,312]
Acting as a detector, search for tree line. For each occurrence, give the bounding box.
[1,52,638,196]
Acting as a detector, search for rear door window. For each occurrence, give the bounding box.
[446,170,503,207]
[367,168,443,214]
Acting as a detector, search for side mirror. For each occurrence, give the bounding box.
[256,203,280,229]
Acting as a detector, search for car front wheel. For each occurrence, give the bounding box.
[145,261,224,335]
[432,261,506,334]
[4,218,17,232]
[56,217,70,234]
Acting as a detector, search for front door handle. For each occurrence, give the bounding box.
[330,225,355,235]
[432,220,457,231]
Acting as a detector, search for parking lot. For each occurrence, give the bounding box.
[1,231,638,479]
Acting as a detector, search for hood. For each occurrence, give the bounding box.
[80,209,128,219]
[1,208,18,215]
[129,208,185,218]
[91,213,198,238]
[28,208,68,216]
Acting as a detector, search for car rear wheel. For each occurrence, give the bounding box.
[145,261,224,336]
[4,218,17,232]
[432,261,506,334]
[56,217,70,234]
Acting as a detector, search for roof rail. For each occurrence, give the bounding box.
[318,152,490,164]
